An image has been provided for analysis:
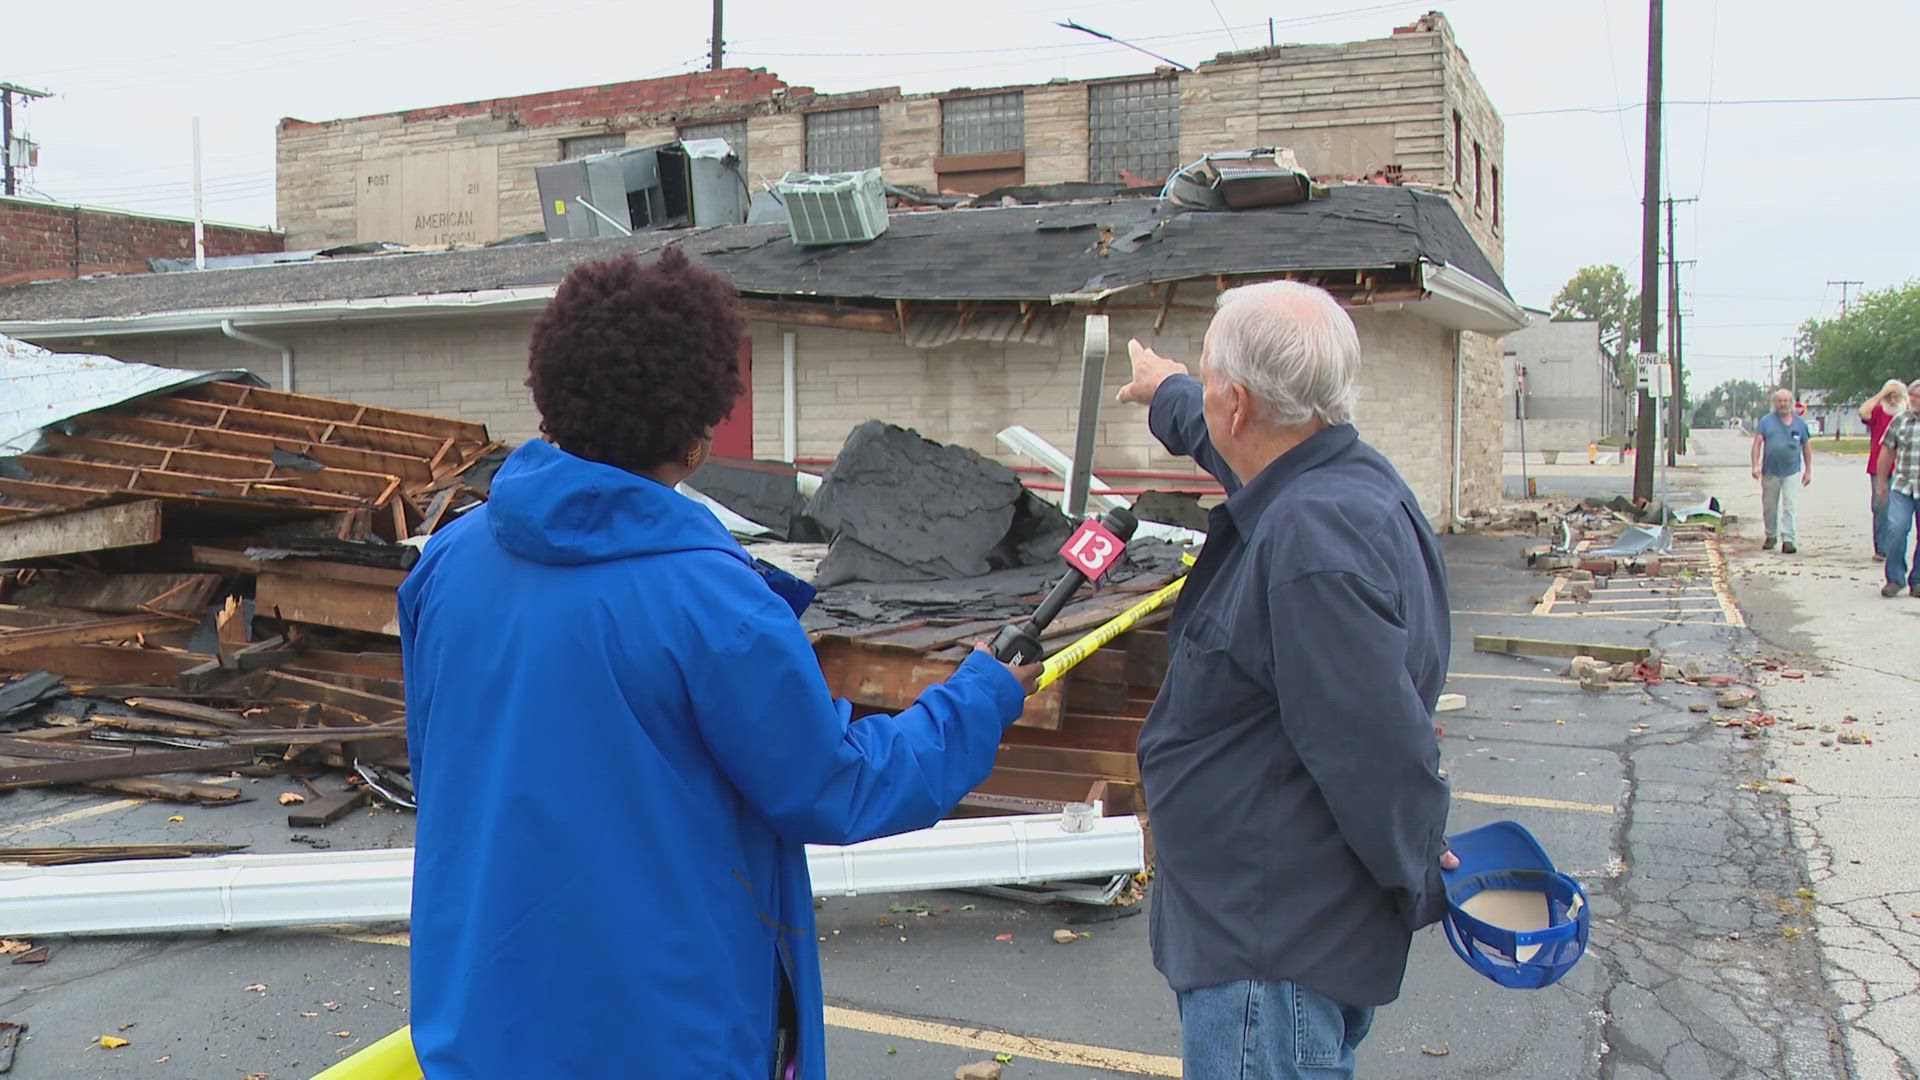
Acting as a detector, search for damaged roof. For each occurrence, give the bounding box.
[0,186,1508,325]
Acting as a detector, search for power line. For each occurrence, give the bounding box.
[1511,95,1920,117]
[1597,0,1639,196]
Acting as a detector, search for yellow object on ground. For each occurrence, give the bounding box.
[309,1026,420,1080]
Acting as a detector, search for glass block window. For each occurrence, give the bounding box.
[559,133,627,159]
[804,107,882,173]
[1088,78,1180,184]
[679,119,750,175]
[941,92,1024,155]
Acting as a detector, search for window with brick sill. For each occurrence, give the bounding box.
[560,133,628,160]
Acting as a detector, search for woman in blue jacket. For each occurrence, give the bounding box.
[399,248,1037,1079]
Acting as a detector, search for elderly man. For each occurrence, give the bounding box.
[1116,281,1454,1079]
[1751,389,1813,553]
[1873,380,1920,597]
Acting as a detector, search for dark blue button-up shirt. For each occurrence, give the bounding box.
[1138,375,1452,1007]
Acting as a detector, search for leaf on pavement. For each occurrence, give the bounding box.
[1420,1043,1451,1056]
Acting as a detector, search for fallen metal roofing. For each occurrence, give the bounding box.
[0,334,255,454]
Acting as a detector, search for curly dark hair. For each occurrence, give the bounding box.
[525,247,745,472]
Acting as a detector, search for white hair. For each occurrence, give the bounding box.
[1205,280,1359,428]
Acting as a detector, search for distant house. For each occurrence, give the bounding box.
[1499,308,1630,453]
[1798,389,1866,438]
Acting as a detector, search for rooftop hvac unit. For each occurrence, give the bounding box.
[772,168,889,245]
[534,140,747,240]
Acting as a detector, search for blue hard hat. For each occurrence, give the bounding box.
[1440,820,1590,989]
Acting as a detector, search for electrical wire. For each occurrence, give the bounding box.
[1510,95,1920,117]
[1596,0,1640,196]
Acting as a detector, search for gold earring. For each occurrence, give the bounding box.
[685,445,705,470]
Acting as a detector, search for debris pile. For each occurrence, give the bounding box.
[806,421,1072,586]
[1,372,497,809]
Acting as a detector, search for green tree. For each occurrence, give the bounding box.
[1800,281,1920,403]
[1552,265,1645,381]
[1691,378,1767,427]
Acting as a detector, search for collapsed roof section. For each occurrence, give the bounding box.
[0,186,1525,339]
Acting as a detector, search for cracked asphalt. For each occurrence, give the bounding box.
[0,432,1869,1078]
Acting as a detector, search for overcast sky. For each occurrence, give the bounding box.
[6,0,1916,392]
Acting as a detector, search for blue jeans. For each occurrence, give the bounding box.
[1883,489,1920,588]
[1177,979,1374,1079]
[1872,481,1888,555]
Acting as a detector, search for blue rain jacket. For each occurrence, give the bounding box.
[399,438,1026,1079]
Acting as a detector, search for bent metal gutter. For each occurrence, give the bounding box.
[219,319,294,393]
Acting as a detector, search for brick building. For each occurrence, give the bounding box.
[0,185,1522,522]
[0,195,284,288]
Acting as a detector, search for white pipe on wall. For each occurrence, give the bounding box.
[220,319,293,392]
[1451,329,1465,528]
[782,330,798,463]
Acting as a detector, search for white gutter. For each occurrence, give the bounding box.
[0,811,1145,937]
[1418,261,1530,335]
[220,319,294,393]
[1451,329,1466,528]
[0,286,560,341]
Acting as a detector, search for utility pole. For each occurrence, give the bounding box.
[710,0,724,70]
[1827,279,1863,315]
[1,81,53,198]
[1663,196,1697,461]
[1632,0,1663,504]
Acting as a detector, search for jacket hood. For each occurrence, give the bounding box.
[485,439,751,567]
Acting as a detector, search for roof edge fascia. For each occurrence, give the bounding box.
[0,286,561,340]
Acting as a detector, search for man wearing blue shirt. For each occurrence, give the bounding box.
[1751,389,1814,553]
[1116,281,1455,1080]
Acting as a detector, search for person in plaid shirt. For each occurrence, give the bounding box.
[1873,380,1920,597]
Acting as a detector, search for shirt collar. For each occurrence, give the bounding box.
[1222,424,1360,532]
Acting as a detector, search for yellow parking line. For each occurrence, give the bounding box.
[1455,790,1616,815]
[825,1006,1184,1076]
[0,798,142,838]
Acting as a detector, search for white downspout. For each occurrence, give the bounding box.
[782,331,798,463]
[1450,329,1465,528]
[220,319,294,392]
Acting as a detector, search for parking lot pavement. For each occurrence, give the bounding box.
[0,528,1846,1078]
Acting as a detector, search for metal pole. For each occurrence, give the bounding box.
[1065,315,1111,518]
[1665,198,1678,464]
[1517,362,1529,500]
[711,0,724,70]
[2,89,14,196]
[1632,0,1663,504]
[192,117,206,271]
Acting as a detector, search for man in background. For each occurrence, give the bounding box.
[1873,380,1920,597]
[1751,388,1814,554]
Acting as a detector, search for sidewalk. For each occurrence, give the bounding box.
[1693,428,1920,1077]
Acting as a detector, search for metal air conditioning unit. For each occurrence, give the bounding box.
[772,168,889,246]
[535,140,748,240]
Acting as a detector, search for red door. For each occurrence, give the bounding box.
[712,337,754,458]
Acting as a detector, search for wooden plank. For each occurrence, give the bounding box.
[253,670,405,721]
[0,500,162,563]
[0,645,209,684]
[193,548,407,589]
[1471,635,1651,665]
[255,571,399,636]
[0,745,251,789]
[184,382,488,444]
[276,649,404,681]
[83,776,242,804]
[122,697,250,729]
[1000,713,1143,754]
[286,786,371,826]
[973,767,1138,814]
[146,397,448,458]
[83,414,436,482]
[11,572,221,616]
[1123,629,1171,686]
[222,724,406,745]
[0,475,107,507]
[279,667,404,699]
[815,639,1062,730]
[995,743,1140,783]
[0,614,184,656]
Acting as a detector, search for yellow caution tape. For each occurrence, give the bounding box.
[309,1026,420,1080]
[1034,549,1197,694]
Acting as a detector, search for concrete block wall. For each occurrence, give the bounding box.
[748,303,1471,522]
